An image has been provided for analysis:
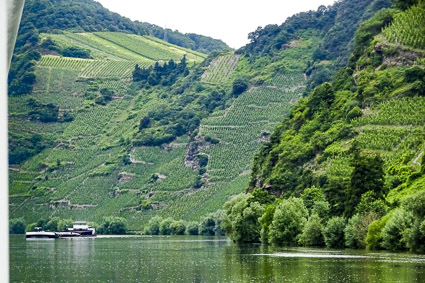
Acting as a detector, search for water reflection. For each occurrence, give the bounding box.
[10,235,425,282]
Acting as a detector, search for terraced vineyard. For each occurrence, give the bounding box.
[201,53,240,84]
[383,3,425,49]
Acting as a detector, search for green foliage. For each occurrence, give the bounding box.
[159,217,175,235]
[98,217,127,235]
[356,191,387,217]
[323,217,346,248]
[345,212,381,248]
[144,216,163,235]
[198,210,225,236]
[383,3,425,49]
[232,77,249,96]
[170,220,186,235]
[269,198,308,246]
[222,193,264,242]
[381,208,413,250]
[345,153,385,217]
[185,222,199,235]
[301,186,326,212]
[45,217,60,232]
[259,202,278,244]
[298,214,325,246]
[62,46,92,58]
[9,218,26,234]
[58,219,74,232]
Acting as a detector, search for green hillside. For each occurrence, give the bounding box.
[223,1,425,252]
[10,0,423,242]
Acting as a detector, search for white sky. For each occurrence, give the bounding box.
[95,0,337,49]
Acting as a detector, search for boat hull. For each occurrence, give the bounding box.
[26,232,58,239]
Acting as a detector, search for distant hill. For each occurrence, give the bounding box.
[19,0,230,54]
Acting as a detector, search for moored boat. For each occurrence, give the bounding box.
[57,221,96,238]
[26,227,58,239]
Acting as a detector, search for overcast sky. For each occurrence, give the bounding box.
[95,0,337,49]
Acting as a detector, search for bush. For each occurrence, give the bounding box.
[345,213,380,248]
[159,217,175,235]
[311,200,330,222]
[144,216,163,235]
[298,214,325,246]
[259,202,278,244]
[365,214,391,250]
[381,209,413,251]
[58,219,74,232]
[170,220,186,235]
[222,193,264,242]
[300,186,326,212]
[269,198,308,246]
[9,218,26,234]
[186,222,199,235]
[98,217,127,235]
[232,77,249,96]
[62,46,91,58]
[323,217,346,248]
[45,217,60,232]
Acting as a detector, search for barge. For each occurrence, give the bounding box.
[26,221,96,239]
[25,227,58,239]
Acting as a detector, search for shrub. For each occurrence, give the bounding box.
[45,217,60,232]
[298,214,325,246]
[345,213,380,248]
[159,217,175,235]
[269,198,308,246]
[186,222,199,235]
[222,193,264,242]
[98,217,127,235]
[365,214,391,250]
[301,186,326,212]
[58,219,74,232]
[144,216,163,235]
[259,202,278,244]
[381,209,413,251]
[170,220,186,235]
[62,46,91,58]
[323,217,346,248]
[232,77,249,96]
[9,218,26,234]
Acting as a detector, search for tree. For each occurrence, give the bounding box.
[232,77,249,96]
[170,220,186,235]
[269,198,308,246]
[222,193,264,243]
[298,214,325,246]
[159,217,175,235]
[98,217,127,235]
[186,222,199,235]
[144,216,163,235]
[301,186,326,212]
[345,152,385,217]
[323,217,346,248]
[139,116,151,131]
[9,218,26,234]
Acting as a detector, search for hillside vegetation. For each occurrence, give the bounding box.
[10,0,421,239]
[223,0,425,253]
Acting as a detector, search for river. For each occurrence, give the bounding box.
[9,235,425,282]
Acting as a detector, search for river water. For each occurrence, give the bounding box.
[9,235,425,282]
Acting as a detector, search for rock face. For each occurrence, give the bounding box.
[375,42,425,67]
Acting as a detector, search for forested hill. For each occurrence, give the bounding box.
[222,0,425,252]
[17,0,229,54]
[10,0,422,241]
[240,0,393,93]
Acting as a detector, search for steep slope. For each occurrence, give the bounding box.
[9,0,394,230]
[250,3,425,217]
